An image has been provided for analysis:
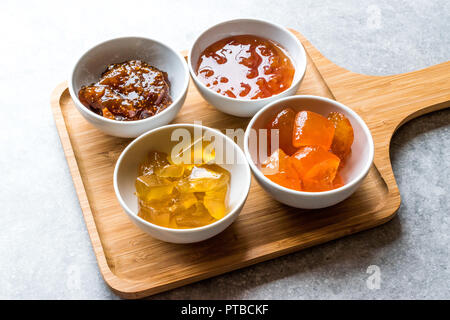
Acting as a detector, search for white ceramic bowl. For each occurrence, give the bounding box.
[244,95,374,209]
[188,18,307,117]
[69,37,189,138]
[114,124,251,243]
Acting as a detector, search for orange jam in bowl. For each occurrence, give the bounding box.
[262,108,355,192]
[196,35,295,100]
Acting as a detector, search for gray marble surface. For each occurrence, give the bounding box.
[0,0,448,299]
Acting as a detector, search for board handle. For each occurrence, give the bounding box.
[384,63,450,129]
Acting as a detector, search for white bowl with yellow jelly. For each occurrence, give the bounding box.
[113,123,251,243]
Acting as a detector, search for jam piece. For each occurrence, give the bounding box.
[266,108,297,156]
[178,164,230,193]
[291,146,340,192]
[138,199,172,227]
[261,149,302,191]
[136,149,230,229]
[135,175,174,202]
[196,35,295,100]
[175,203,215,228]
[292,111,335,149]
[138,151,169,176]
[156,164,185,178]
[327,112,354,161]
[168,138,215,168]
[78,60,172,121]
[168,191,198,214]
[204,186,228,220]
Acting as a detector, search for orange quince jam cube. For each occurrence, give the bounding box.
[292,111,335,149]
[327,112,354,160]
[266,108,297,156]
[291,146,340,192]
[261,149,302,191]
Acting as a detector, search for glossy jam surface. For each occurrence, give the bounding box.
[135,143,230,229]
[261,149,301,191]
[78,60,172,121]
[327,111,354,161]
[196,35,295,100]
[291,146,340,192]
[266,108,297,155]
[261,108,354,192]
[292,111,335,149]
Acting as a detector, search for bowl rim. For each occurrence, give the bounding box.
[244,95,374,197]
[113,123,252,233]
[187,18,307,103]
[68,36,190,126]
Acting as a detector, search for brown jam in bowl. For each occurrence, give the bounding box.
[78,60,172,121]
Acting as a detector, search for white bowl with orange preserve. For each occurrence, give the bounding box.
[114,124,251,243]
[188,18,307,117]
[244,95,374,209]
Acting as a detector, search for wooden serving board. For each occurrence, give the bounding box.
[50,29,450,299]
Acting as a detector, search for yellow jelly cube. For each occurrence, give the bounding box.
[202,164,231,180]
[168,137,216,167]
[179,192,198,209]
[152,212,171,226]
[156,164,185,178]
[138,151,169,176]
[169,192,198,214]
[138,202,171,227]
[203,187,228,220]
[186,166,229,192]
[175,203,215,228]
[135,175,174,201]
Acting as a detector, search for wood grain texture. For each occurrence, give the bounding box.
[50,30,449,299]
